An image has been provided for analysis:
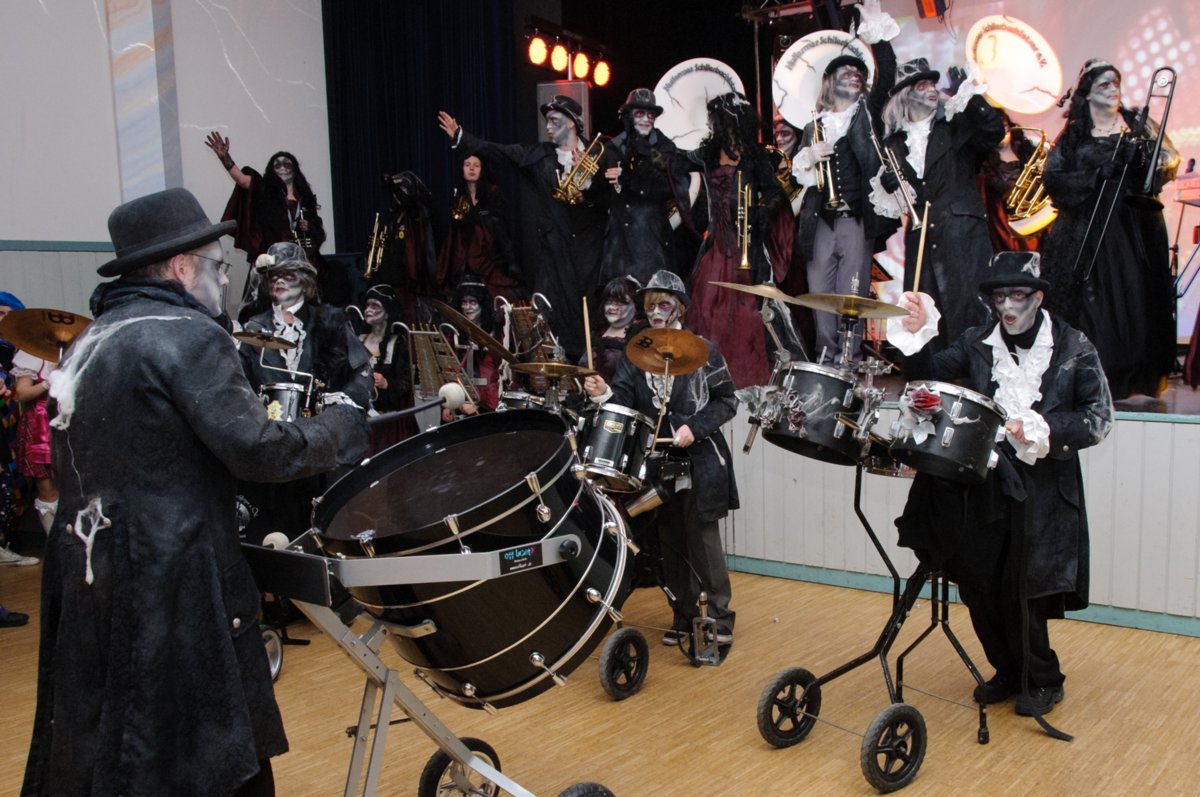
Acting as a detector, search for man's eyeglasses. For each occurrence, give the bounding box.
[192,253,232,277]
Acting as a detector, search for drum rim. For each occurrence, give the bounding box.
[261,382,307,390]
[782,361,856,381]
[593,402,654,427]
[581,462,642,492]
[904,380,1008,420]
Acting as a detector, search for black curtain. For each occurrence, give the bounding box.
[322,0,520,262]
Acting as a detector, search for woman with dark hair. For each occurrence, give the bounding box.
[582,275,644,383]
[676,92,798,388]
[441,278,501,420]
[437,153,521,302]
[978,109,1041,254]
[1041,58,1179,399]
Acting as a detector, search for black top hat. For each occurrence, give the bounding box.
[619,88,663,116]
[639,269,689,306]
[539,95,586,137]
[254,241,317,277]
[99,188,235,277]
[825,54,868,78]
[889,57,941,97]
[977,252,1051,294]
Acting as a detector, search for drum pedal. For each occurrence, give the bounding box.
[690,592,723,666]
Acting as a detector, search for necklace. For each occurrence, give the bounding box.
[1093,114,1123,136]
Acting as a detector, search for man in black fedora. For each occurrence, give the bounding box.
[437,96,612,361]
[597,87,690,286]
[887,251,1113,720]
[22,188,368,796]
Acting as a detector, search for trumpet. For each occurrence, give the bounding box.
[863,102,923,231]
[365,212,385,280]
[552,135,606,205]
[737,170,752,270]
[811,112,840,211]
[450,190,471,221]
[1004,127,1057,237]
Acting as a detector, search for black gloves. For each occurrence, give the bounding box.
[880,168,901,193]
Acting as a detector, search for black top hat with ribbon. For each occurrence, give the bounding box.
[889,57,941,97]
[539,95,586,138]
[99,188,235,277]
[977,251,1051,294]
[619,88,663,116]
[825,54,868,78]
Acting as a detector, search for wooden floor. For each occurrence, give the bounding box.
[3,561,1199,796]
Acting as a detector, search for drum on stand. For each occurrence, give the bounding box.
[261,382,312,422]
[576,403,654,493]
[760,362,863,465]
[312,409,631,709]
[888,381,1007,484]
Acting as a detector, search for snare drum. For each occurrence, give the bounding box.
[888,381,1007,484]
[312,409,630,709]
[577,403,654,493]
[760,362,863,465]
[498,390,546,411]
[262,382,310,422]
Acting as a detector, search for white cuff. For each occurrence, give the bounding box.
[450,127,464,149]
[589,387,613,405]
[793,148,819,188]
[944,62,988,121]
[885,293,940,356]
[1008,409,1051,465]
[853,3,900,44]
[868,170,903,219]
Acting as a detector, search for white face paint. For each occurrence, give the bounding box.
[187,243,227,316]
[631,109,656,137]
[364,298,386,327]
[460,296,481,323]
[1088,70,1122,115]
[645,297,682,329]
[272,156,295,183]
[545,111,572,147]
[269,269,304,308]
[991,288,1043,335]
[833,65,865,100]
[603,298,636,329]
[911,79,939,116]
[773,119,796,153]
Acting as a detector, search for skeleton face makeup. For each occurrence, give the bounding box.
[991,288,1043,335]
[1088,70,1122,114]
[545,111,572,147]
[773,119,796,153]
[187,243,227,316]
[269,269,304,307]
[833,65,865,100]
[911,80,940,114]
[603,298,636,329]
[364,298,386,326]
[631,109,657,137]
[460,296,481,323]
[272,156,295,182]
[645,297,682,329]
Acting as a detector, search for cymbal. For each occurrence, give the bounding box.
[625,327,708,376]
[511,361,596,380]
[790,293,908,319]
[0,308,92,363]
[233,330,298,351]
[432,299,518,365]
[709,281,798,304]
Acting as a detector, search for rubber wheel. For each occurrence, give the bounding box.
[417,736,501,797]
[756,667,821,748]
[557,783,616,797]
[860,703,927,793]
[598,627,649,700]
[262,626,283,683]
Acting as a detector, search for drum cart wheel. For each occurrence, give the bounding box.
[261,625,283,682]
[417,736,501,797]
[757,667,822,748]
[557,782,616,797]
[598,626,649,700]
[859,704,927,794]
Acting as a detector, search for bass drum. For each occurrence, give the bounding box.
[312,409,631,709]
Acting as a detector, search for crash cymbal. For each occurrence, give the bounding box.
[791,292,907,319]
[709,280,799,304]
[0,308,92,363]
[233,330,298,351]
[432,299,518,365]
[625,327,708,376]
[511,361,596,380]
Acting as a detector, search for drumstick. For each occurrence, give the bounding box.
[911,201,931,295]
[583,297,594,371]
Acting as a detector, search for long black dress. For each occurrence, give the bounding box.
[1041,117,1177,399]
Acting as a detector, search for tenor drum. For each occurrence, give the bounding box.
[888,381,1007,484]
[578,403,654,493]
[760,362,863,465]
[312,409,630,709]
[262,382,310,422]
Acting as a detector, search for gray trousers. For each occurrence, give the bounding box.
[659,488,734,634]
[807,215,872,365]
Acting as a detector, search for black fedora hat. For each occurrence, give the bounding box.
[825,54,868,78]
[539,94,586,137]
[978,251,1051,294]
[889,57,941,97]
[99,188,234,277]
[619,87,663,116]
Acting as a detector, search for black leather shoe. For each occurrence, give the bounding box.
[1015,685,1065,716]
[973,673,1019,704]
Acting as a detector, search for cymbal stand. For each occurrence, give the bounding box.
[647,356,674,455]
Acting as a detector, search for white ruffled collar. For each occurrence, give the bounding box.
[985,310,1053,416]
[900,115,934,179]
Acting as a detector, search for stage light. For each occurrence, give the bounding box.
[573,52,590,80]
[527,35,548,66]
[593,60,611,87]
[550,42,569,73]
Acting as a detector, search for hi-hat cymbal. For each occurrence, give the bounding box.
[0,308,92,363]
[432,299,518,365]
[511,361,596,380]
[233,330,298,351]
[791,293,908,319]
[709,281,798,304]
[625,328,708,376]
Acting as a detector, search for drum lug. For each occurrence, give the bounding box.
[571,462,587,481]
[950,399,963,419]
[586,586,624,623]
[988,450,1000,470]
[604,520,640,554]
[566,430,578,453]
[529,651,568,687]
[941,427,955,448]
[525,473,553,523]
[412,668,448,700]
[995,425,1008,443]
[459,682,498,714]
[384,618,438,638]
[443,514,471,554]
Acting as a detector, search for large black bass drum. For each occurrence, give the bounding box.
[312,409,631,710]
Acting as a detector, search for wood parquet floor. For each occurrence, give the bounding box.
[3,560,1198,796]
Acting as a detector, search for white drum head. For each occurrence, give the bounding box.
[966,15,1063,114]
[655,58,746,150]
[773,30,875,129]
